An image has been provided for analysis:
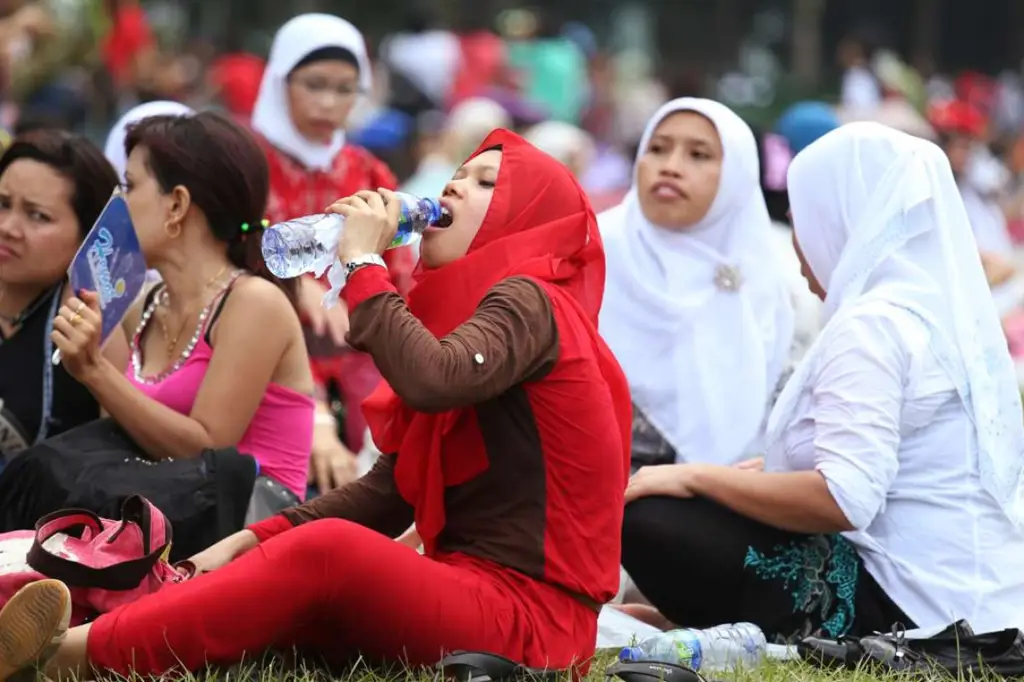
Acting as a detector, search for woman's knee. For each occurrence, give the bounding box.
[270,518,403,569]
[622,497,680,555]
[621,496,720,569]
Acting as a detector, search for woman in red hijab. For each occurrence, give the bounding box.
[0,130,631,680]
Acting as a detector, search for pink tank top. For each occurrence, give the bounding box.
[127,280,313,499]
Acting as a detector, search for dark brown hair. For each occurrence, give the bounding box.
[0,129,118,237]
[124,111,294,301]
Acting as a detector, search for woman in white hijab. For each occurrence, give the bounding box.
[104,101,194,181]
[599,98,793,472]
[621,122,1024,639]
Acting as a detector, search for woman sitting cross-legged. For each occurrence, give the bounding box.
[0,130,631,680]
[620,122,1024,641]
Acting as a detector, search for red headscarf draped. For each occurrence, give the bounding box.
[363,129,631,552]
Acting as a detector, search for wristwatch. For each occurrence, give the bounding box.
[343,254,388,279]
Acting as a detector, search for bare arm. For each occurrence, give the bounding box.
[696,309,908,534]
[84,278,306,459]
[692,467,854,534]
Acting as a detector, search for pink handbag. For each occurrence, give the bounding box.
[0,495,190,624]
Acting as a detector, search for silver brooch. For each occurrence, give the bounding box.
[714,264,743,292]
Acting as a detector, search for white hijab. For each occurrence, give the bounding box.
[599,98,794,465]
[251,13,372,171]
[104,101,194,180]
[769,122,1024,527]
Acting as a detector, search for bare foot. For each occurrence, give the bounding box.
[0,580,71,682]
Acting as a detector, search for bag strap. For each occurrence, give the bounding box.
[27,540,171,591]
[33,508,105,539]
[26,499,172,591]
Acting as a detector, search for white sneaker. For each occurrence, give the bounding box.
[0,580,72,682]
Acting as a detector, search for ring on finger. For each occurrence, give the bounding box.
[70,312,82,325]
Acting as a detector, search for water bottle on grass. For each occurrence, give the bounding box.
[619,623,767,673]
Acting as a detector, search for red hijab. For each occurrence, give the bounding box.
[363,129,630,551]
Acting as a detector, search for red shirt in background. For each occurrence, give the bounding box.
[209,53,265,121]
[102,2,154,86]
[448,31,508,107]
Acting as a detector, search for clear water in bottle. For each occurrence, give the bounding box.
[261,193,451,280]
[619,623,767,673]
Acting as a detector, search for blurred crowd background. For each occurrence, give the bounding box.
[3,0,1022,146]
[5,0,1024,284]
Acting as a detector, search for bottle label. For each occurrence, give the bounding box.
[672,634,702,670]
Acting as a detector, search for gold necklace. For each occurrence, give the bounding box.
[156,265,229,360]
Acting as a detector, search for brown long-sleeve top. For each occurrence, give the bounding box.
[248,265,561,578]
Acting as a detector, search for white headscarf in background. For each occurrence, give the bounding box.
[251,13,372,171]
[524,121,595,174]
[104,101,194,180]
[445,97,511,161]
[400,98,510,200]
[599,98,794,465]
[771,122,1024,527]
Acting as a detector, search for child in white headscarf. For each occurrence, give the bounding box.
[599,98,793,471]
[621,122,1024,638]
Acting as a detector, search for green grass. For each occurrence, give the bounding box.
[105,653,1003,682]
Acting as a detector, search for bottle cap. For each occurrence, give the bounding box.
[619,647,642,662]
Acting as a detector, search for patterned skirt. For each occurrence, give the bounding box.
[622,496,911,642]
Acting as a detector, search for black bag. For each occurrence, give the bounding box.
[0,418,256,562]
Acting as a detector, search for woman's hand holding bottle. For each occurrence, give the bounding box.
[329,189,401,263]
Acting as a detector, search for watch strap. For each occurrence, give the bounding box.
[343,254,387,279]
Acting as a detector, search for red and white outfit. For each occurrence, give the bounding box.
[250,14,415,449]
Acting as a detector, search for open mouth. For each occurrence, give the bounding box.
[434,200,455,228]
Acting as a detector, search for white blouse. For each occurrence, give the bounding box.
[771,300,1024,632]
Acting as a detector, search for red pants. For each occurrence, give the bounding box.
[87,519,596,676]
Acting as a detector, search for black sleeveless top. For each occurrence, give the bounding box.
[0,287,99,459]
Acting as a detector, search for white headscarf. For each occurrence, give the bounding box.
[524,121,594,166]
[769,122,1024,527]
[599,98,794,465]
[104,101,194,180]
[251,13,372,171]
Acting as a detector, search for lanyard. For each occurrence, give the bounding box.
[35,290,61,444]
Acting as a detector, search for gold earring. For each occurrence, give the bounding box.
[164,221,182,239]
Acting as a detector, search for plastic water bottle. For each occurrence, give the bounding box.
[261,193,451,279]
[619,623,767,672]
[260,193,452,308]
